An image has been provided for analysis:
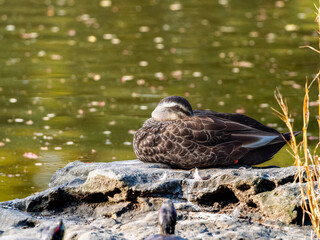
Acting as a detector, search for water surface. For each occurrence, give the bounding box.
[0,0,319,201]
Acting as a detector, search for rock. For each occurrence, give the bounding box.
[0,207,37,229]
[253,183,303,224]
[0,160,316,239]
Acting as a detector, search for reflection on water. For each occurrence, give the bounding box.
[0,0,319,201]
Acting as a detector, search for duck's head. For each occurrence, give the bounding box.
[152,96,193,121]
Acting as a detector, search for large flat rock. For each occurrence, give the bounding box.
[0,160,315,239]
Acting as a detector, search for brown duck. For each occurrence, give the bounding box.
[133,96,300,169]
[145,199,186,240]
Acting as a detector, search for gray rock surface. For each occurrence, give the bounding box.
[0,160,316,239]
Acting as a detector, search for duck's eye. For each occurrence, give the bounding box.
[174,105,180,110]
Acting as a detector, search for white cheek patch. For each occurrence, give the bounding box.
[152,109,179,121]
[151,101,191,121]
[151,108,160,119]
[158,102,177,108]
[155,102,190,113]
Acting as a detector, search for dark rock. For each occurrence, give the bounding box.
[0,160,316,239]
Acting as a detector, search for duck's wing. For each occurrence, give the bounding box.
[185,115,279,149]
[193,109,279,134]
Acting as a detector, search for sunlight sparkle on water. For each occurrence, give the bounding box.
[0,0,317,202]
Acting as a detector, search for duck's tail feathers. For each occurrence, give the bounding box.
[269,131,301,145]
[239,131,301,165]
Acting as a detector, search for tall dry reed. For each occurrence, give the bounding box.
[273,1,320,237]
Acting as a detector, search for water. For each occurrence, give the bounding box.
[0,0,319,201]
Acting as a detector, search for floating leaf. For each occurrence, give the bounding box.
[23,152,39,159]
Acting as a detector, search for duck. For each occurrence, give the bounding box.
[145,199,186,240]
[133,95,300,169]
[42,219,65,240]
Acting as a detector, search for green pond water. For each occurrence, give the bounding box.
[0,0,320,201]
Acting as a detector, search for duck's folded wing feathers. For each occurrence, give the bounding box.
[186,116,280,149]
[231,132,278,148]
[194,109,280,134]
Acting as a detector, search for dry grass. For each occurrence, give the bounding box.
[273,1,320,237]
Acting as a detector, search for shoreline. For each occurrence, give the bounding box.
[0,160,315,239]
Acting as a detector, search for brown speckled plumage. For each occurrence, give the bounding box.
[133,96,300,169]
